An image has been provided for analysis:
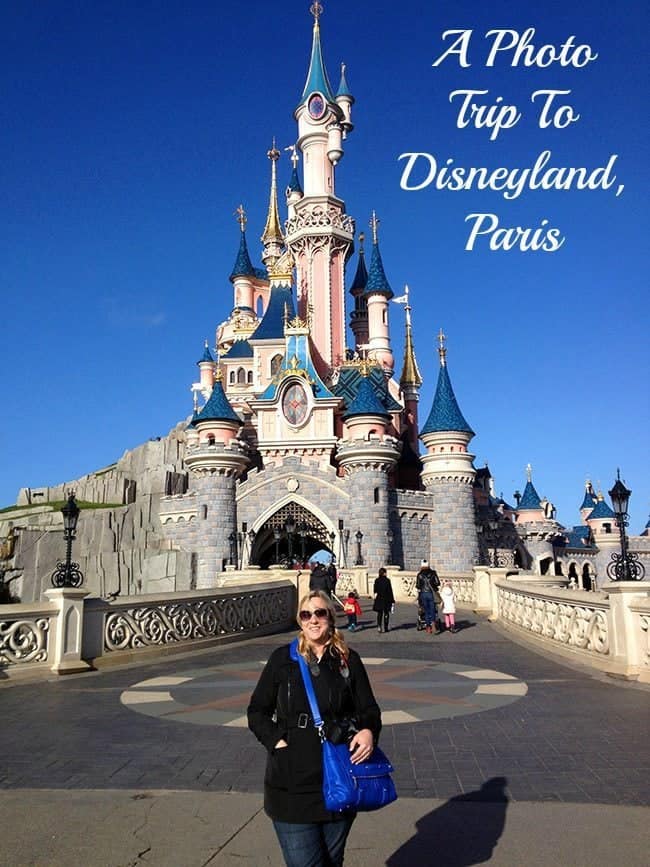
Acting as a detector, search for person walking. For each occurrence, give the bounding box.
[343,590,362,631]
[247,590,382,867]
[373,567,395,633]
[309,562,333,596]
[416,560,440,634]
[440,579,458,633]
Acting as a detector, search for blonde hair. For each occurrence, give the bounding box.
[296,590,348,661]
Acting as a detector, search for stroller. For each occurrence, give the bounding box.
[416,601,426,631]
[416,598,442,633]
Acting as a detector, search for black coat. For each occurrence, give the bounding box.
[372,575,395,612]
[247,643,381,822]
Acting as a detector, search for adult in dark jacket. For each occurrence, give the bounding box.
[372,567,395,633]
[248,590,381,867]
[309,562,332,595]
[416,559,440,634]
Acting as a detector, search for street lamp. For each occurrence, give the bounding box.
[354,529,364,566]
[51,492,84,588]
[607,471,645,581]
[273,527,281,565]
[386,528,394,563]
[285,517,296,564]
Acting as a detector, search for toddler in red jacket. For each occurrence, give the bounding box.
[343,590,362,631]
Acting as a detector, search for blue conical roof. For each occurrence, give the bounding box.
[580,485,597,510]
[587,498,615,520]
[336,64,353,98]
[229,230,255,281]
[287,164,303,195]
[349,248,368,293]
[194,378,240,424]
[300,18,335,103]
[420,364,473,435]
[342,376,390,420]
[364,241,393,299]
[251,284,295,340]
[197,342,214,364]
[518,481,542,510]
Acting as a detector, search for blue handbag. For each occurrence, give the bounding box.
[290,639,397,813]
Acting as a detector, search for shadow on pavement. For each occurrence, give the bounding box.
[386,777,509,867]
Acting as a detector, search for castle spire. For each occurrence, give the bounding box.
[229,205,255,281]
[399,287,422,389]
[421,335,473,436]
[300,3,335,104]
[261,140,284,266]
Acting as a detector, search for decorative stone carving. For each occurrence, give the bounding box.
[0,617,49,665]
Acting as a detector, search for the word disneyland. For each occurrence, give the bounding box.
[398,28,624,252]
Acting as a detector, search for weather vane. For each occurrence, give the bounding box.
[235,204,247,231]
[310,2,323,22]
[438,328,447,366]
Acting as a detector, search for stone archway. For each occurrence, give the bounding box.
[251,502,334,569]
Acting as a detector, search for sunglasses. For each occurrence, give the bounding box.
[298,608,329,622]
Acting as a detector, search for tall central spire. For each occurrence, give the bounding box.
[300,3,335,103]
[261,139,284,266]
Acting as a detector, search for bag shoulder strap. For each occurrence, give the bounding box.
[289,639,324,736]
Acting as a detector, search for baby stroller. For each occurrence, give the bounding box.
[416,601,427,631]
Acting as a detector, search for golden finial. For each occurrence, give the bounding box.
[214,365,223,382]
[437,328,447,367]
[235,204,247,231]
[359,357,371,377]
[369,211,379,244]
[267,137,280,162]
[526,463,533,483]
[310,2,323,23]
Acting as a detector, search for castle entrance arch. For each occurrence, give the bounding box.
[251,502,334,569]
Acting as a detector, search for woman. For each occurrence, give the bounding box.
[248,590,381,867]
[373,567,395,633]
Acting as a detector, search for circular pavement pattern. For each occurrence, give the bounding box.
[120,658,528,727]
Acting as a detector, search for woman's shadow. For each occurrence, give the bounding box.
[386,777,509,867]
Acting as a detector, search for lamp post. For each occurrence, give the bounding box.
[386,528,394,563]
[51,492,84,588]
[285,517,296,565]
[607,471,645,581]
[273,527,281,565]
[298,523,307,566]
[343,529,350,567]
[228,532,237,566]
[354,530,364,566]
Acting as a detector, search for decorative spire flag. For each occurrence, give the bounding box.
[392,284,410,304]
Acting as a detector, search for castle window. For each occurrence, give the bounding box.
[374,488,380,504]
[256,296,264,318]
[247,370,253,384]
[271,353,283,376]
[382,308,387,324]
[603,523,611,534]
[229,370,235,385]
[237,367,246,384]
[207,434,216,446]
[201,505,208,520]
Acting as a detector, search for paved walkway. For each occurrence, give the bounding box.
[1,606,648,865]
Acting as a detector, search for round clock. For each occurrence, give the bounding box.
[282,382,309,426]
[307,92,326,120]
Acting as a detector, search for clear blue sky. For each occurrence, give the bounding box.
[2,0,648,532]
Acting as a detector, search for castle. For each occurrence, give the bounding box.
[1,4,648,602]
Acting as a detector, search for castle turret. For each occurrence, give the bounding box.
[285,146,303,220]
[335,62,354,135]
[336,364,401,569]
[364,213,394,376]
[419,330,479,572]
[184,371,248,587]
[197,340,215,398]
[348,233,369,348]
[230,205,256,313]
[579,479,598,523]
[286,4,354,372]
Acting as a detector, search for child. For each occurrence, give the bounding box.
[343,589,362,631]
[440,580,458,633]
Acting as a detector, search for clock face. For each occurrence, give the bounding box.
[282,383,309,426]
[307,92,326,120]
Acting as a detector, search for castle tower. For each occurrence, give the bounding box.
[337,364,400,568]
[196,341,215,398]
[185,371,248,587]
[286,4,354,372]
[585,492,619,578]
[419,330,479,572]
[364,213,395,376]
[579,479,598,523]
[348,233,369,348]
[230,205,256,312]
[514,464,563,574]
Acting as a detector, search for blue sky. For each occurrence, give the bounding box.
[2,0,648,532]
